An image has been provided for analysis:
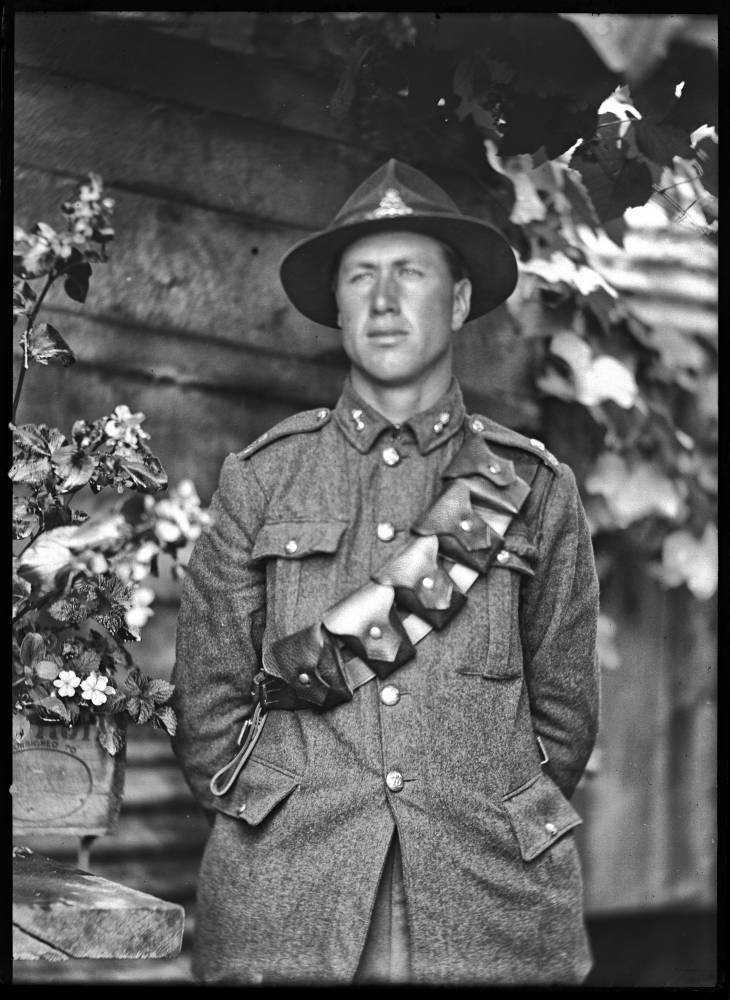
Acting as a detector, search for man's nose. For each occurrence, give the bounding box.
[371,271,399,314]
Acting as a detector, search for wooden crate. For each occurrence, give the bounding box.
[12,718,127,838]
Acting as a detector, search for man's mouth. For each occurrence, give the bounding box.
[367,329,408,343]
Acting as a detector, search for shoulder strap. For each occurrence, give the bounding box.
[467,412,561,471]
[240,407,331,460]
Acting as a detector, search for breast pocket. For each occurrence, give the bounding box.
[457,532,537,680]
[253,519,348,635]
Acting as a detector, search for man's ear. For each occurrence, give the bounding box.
[451,279,472,331]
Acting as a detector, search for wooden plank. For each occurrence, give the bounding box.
[580,566,716,914]
[13,925,71,962]
[13,952,195,984]
[13,165,344,358]
[17,808,209,862]
[12,307,348,400]
[13,853,185,959]
[14,11,350,145]
[15,67,372,231]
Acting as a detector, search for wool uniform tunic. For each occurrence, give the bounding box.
[172,377,600,986]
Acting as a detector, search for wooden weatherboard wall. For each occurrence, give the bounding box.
[13,12,538,500]
[13,12,715,983]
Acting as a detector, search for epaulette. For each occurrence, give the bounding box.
[466,413,560,471]
[239,407,331,460]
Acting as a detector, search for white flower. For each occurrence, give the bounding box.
[104,405,150,446]
[125,585,155,631]
[53,669,81,698]
[80,671,115,706]
[175,479,196,500]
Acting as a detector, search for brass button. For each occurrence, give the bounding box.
[488,463,501,475]
[369,625,382,640]
[459,519,473,532]
[421,576,435,590]
[377,522,396,542]
[298,672,311,686]
[285,539,298,554]
[382,446,401,466]
[544,821,557,836]
[496,550,510,564]
[470,418,485,433]
[380,684,400,706]
[433,421,444,434]
[439,411,451,424]
[386,770,404,792]
[317,408,329,421]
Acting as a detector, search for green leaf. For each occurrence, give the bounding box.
[119,456,168,493]
[27,323,76,367]
[15,525,77,596]
[13,278,37,325]
[12,422,66,455]
[124,694,142,722]
[135,699,155,725]
[146,678,175,705]
[585,453,686,528]
[13,712,31,744]
[20,632,46,667]
[152,704,178,736]
[35,659,61,680]
[75,649,102,673]
[659,523,717,600]
[9,454,53,487]
[63,261,92,303]
[13,497,40,539]
[65,512,126,553]
[571,144,654,223]
[97,715,126,756]
[634,119,694,167]
[36,695,71,723]
[693,135,718,197]
[52,445,97,491]
[12,572,32,618]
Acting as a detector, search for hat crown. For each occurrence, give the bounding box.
[333,159,462,228]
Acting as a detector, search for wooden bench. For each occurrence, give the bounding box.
[13,851,185,962]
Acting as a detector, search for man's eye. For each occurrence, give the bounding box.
[400,266,423,277]
[349,272,373,284]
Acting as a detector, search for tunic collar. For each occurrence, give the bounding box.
[333,377,466,455]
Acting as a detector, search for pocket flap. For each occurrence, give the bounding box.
[500,534,538,576]
[253,520,347,561]
[502,771,582,861]
[234,756,299,827]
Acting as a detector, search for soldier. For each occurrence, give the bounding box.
[171,159,600,985]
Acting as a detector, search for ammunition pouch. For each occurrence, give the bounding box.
[210,429,536,796]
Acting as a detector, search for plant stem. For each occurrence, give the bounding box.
[13,273,56,423]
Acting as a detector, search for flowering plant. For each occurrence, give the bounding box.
[12,174,211,755]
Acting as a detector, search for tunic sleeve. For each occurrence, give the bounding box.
[519,461,600,798]
[171,453,267,813]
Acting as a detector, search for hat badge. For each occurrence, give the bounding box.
[370,188,413,220]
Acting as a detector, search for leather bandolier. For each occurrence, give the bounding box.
[210,429,538,797]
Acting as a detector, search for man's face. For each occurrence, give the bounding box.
[334,231,471,393]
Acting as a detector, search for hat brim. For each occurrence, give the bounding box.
[279,214,518,328]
